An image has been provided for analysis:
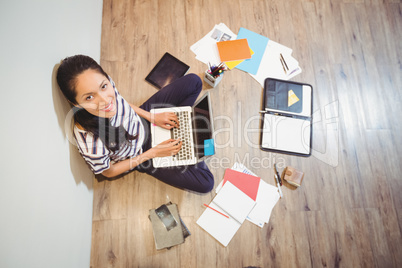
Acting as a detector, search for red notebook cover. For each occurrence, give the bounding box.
[222,169,260,201]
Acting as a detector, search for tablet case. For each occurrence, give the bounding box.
[145,52,190,89]
[260,78,313,157]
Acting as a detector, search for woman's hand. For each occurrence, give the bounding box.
[101,139,181,178]
[148,139,182,158]
[151,112,179,130]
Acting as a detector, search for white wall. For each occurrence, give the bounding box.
[0,0,103,267]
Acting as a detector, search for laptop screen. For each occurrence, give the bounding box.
[192,94,213,159]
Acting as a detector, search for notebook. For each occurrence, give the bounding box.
[216,38,252,62]
[150,92,214,168]
[145,52,190,89]
[196,181,256,247]
[260,78,313,156]
[215,165,280,228]
[149,203,190,250]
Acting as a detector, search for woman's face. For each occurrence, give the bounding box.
[74,69,116,118]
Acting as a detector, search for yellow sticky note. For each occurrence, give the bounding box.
[288,89,300,107]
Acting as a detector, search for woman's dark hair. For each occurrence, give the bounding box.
[56,55,136,152]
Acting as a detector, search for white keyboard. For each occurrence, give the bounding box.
[171,111,194,161]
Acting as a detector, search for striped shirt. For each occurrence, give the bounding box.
[73,78,145,174]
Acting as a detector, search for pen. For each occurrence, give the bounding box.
[288,67,300,76]
[259,110,292,117]
[274,174,283,198]
[211,66,226,77]
[280,53,289,70]
[274,163,282,185]
[280,57,287,74]
[203,204,229,218]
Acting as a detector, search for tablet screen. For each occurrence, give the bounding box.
[145,52,190,89]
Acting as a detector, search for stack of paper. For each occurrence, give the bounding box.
[216,163,281,227]
[190,23,237,67]
[197,163,280,247]
[235,27,302,85]
[190,25,302,86]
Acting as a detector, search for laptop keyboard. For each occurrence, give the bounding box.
[171,111,194,161]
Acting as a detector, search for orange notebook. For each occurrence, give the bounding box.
[217,39,252,62]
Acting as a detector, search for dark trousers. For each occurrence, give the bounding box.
[136,74,214,193]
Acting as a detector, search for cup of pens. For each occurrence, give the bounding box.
[204,63,226,87]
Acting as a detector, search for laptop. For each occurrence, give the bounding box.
[150,92,215,168]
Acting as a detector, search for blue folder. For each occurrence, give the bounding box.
[235,28,269,75]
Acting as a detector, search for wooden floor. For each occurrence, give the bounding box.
[90,0,402,267]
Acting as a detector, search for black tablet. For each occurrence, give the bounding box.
[145,52,190,89]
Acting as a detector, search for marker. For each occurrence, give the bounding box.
[274,174,283,198]
[203,204,229,218]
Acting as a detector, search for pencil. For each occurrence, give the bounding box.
[203,204,229,218]
[280,57,287,74]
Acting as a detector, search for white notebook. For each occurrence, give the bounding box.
[196,181,256,247]
[261,113,311,155]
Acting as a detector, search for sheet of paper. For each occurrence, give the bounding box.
[250,40,302,86]
[247,180,280,226]
[261,113,311,155]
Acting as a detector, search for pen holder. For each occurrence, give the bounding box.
[204,70,223,87]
